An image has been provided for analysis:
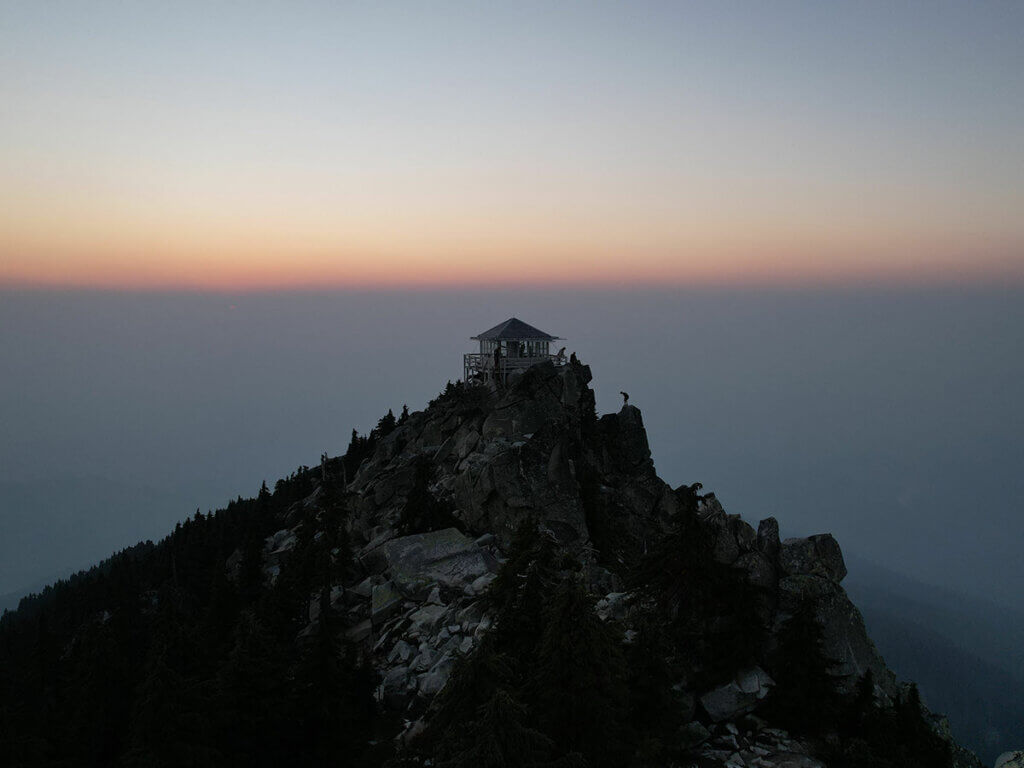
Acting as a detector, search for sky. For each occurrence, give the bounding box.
[2,1,1023,289]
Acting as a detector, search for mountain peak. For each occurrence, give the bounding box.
[0,358,983,767]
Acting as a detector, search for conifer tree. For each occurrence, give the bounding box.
[428,638,515,754]
[374,409,397,439]
[624,613,684,742]
[398,457,461,534]
[122,626,218,768]
[212,612,290,767]
[526,578,630,768]
[484,520,558,661]
[763,602,844,734]
[631,501,765,683]
[438,689,570,768]
[289,588,375,766]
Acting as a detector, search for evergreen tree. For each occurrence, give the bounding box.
[631,503,765,684]
[763,602,845,734]
[397,457,461,534]
[438,689,572,768]
[428,637,515,758]
[289,587,375,767]
[624,613,685,743]
[212,612,290,767]
[237,530,265,607]
[373,409,398,440]
[484,520,558,661]
[526,578,630,768]
[122,632,218,767]
[844,668,877,736]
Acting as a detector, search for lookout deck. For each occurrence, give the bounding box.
[463,317,566,384]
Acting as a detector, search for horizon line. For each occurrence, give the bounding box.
[3,270,1024,294]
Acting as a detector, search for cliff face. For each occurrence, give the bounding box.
[349,359,669,559]
[260,359,977,766]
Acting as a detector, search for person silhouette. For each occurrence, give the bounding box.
[620,391,629,405]
[493,345,503,385]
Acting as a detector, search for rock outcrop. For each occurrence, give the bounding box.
[256,359,976,764]
[997,751,1024,768]
[700,666,775,722]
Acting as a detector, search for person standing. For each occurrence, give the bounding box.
[493,345,503,386]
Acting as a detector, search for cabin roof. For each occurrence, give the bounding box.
[471,317,560,341]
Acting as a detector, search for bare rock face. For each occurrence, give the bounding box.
[380,528,496,599]
[692,719,826,767]
[699,666,775,722]
[596,404,653,472]
[370,581,404,624]
[776,574,897,698]
[733,551,777,591]
[780,533,847,583]
[756,517,781,560]
[996,751,1024,768]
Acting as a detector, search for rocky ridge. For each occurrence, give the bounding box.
[251,359,980,767]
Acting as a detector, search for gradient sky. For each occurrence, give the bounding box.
[2,1,1023,288]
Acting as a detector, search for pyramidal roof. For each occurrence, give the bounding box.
[471,317,560,341]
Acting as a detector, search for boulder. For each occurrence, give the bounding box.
[265,528,297,554]
[469,573,496,595]
[383,528,495,597]
[387,639,414,664]
[679,721,711,750]
[730,516,757,551]
[456,429,481,460]
[351,576,380,599]
[371,581,404,625]
[996,752,1024,768]
[756,517,781,560]
[409,649,436,672]
[711,524,740,565]
[700,666,774,722]
[381,665,412,710]
[732,551,777,591]
[418,654,456,696]
[595,592,630,621]
[772,756,827,768]
[345,618,372,644]
[406,604,448,637]
[780,534,847,583]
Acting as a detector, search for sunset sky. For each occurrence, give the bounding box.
[2,1,1022,289]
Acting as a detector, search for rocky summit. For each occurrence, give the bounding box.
[0,359,988,767]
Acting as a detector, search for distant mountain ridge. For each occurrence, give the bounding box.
[845,556,1024,765]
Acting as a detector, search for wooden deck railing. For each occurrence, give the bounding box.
[463,352,567,382]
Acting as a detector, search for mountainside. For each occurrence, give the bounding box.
[0,360,985,767]
[844,561,1024,765]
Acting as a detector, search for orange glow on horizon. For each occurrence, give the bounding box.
[3,235,1022,292]
[3,169,1022,291]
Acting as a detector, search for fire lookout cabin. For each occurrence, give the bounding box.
[464,317,566,384]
